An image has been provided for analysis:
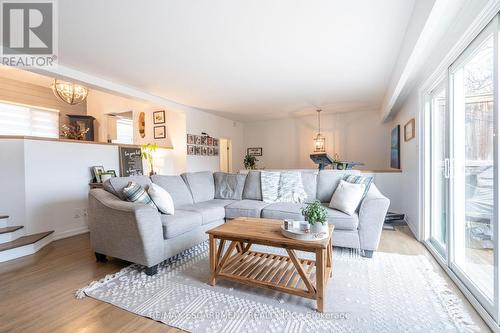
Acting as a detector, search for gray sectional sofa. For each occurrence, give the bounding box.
[88,170,390,275]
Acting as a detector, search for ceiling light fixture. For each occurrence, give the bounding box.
[52,79,88,105]
[313,109,326,152]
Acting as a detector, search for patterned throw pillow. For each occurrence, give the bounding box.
[260,171,281,203]
[276,171,308,203]
[122,182,157,209]
[342,174,373,201]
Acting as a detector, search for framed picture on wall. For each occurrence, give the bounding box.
[202,147,207,156]
[154,126,166,139]
[390,125,400,169]
[195,146,201,155]
[247,147,263,156]
[208,137,213,146]
[201,136,207,146]
[213,139,219,147]
[187,145,195,155]
[187,134,194,144]
[195,135,201,145]
[214,147,219,156]
[404,118,416,142]
[153,110,165,124]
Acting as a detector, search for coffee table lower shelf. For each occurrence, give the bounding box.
[208,237,333,312]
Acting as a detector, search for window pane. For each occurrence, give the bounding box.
[0,102,59,138]
[430,86,447,251]
[114,117,133,144]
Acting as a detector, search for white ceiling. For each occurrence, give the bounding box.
[55,1,417,121]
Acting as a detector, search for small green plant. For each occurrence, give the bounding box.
[244,154,258,170]
[141,143,158,175]
[301,200,327,225]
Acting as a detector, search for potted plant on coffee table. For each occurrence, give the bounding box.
[301,200,328,233]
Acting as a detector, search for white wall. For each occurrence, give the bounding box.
[0,138,177,239]
[389,0,490,239]
[243,110,392,170]
[86,89,187,175]
[0,140,26,228]
[184,109,245,172]
[23,140,120,238]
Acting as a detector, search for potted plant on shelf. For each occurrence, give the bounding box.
[301,200,328,233]
[244,154,258,170]
[141,143,158,176]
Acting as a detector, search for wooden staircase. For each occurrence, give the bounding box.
[0,215,54,263]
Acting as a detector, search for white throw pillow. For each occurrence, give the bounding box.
[329,180,365,216]
[147,183,175,215]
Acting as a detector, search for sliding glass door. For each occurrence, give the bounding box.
[426,16,499,320]
[450,25,496,308]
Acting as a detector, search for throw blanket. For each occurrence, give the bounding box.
[261,171,281,203]
[261,171,307,203]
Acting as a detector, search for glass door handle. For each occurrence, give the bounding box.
[444,158,450,179]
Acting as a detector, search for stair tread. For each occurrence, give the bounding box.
[0,226,23,234]
[0,215,9,219]
[0,231,54,252]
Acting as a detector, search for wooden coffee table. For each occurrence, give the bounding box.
[206,217,334,312]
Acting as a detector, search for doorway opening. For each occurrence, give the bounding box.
[219,138,232,172]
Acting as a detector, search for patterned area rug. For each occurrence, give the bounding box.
[77,242,478,332]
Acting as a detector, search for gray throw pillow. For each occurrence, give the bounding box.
[214,172,247,200]
[122,182,157,209]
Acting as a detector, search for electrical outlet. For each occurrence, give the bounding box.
[73,208,81,219]
[82,208,88,217]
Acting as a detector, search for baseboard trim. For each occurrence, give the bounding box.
[53,226,89,241]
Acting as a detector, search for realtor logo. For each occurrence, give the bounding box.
[1,0,57,67]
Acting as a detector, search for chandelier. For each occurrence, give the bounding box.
[51,79,88,105]
[313,109,326,152]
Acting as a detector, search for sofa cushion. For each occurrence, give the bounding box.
[242,171,262,200]
[105,176,152,200]
[151,175,194,207]
[181,171,215,203]
[323,204,360,230]
[160,210,202,239]
[178,199,235,224]
[316,170,360,203]
[301,171,318,203]
[225,199,270,219]
[261,202,359,230]
[214,172,247,200]
[261,202,306,220]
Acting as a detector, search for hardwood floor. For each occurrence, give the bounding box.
[0,227,491,332]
